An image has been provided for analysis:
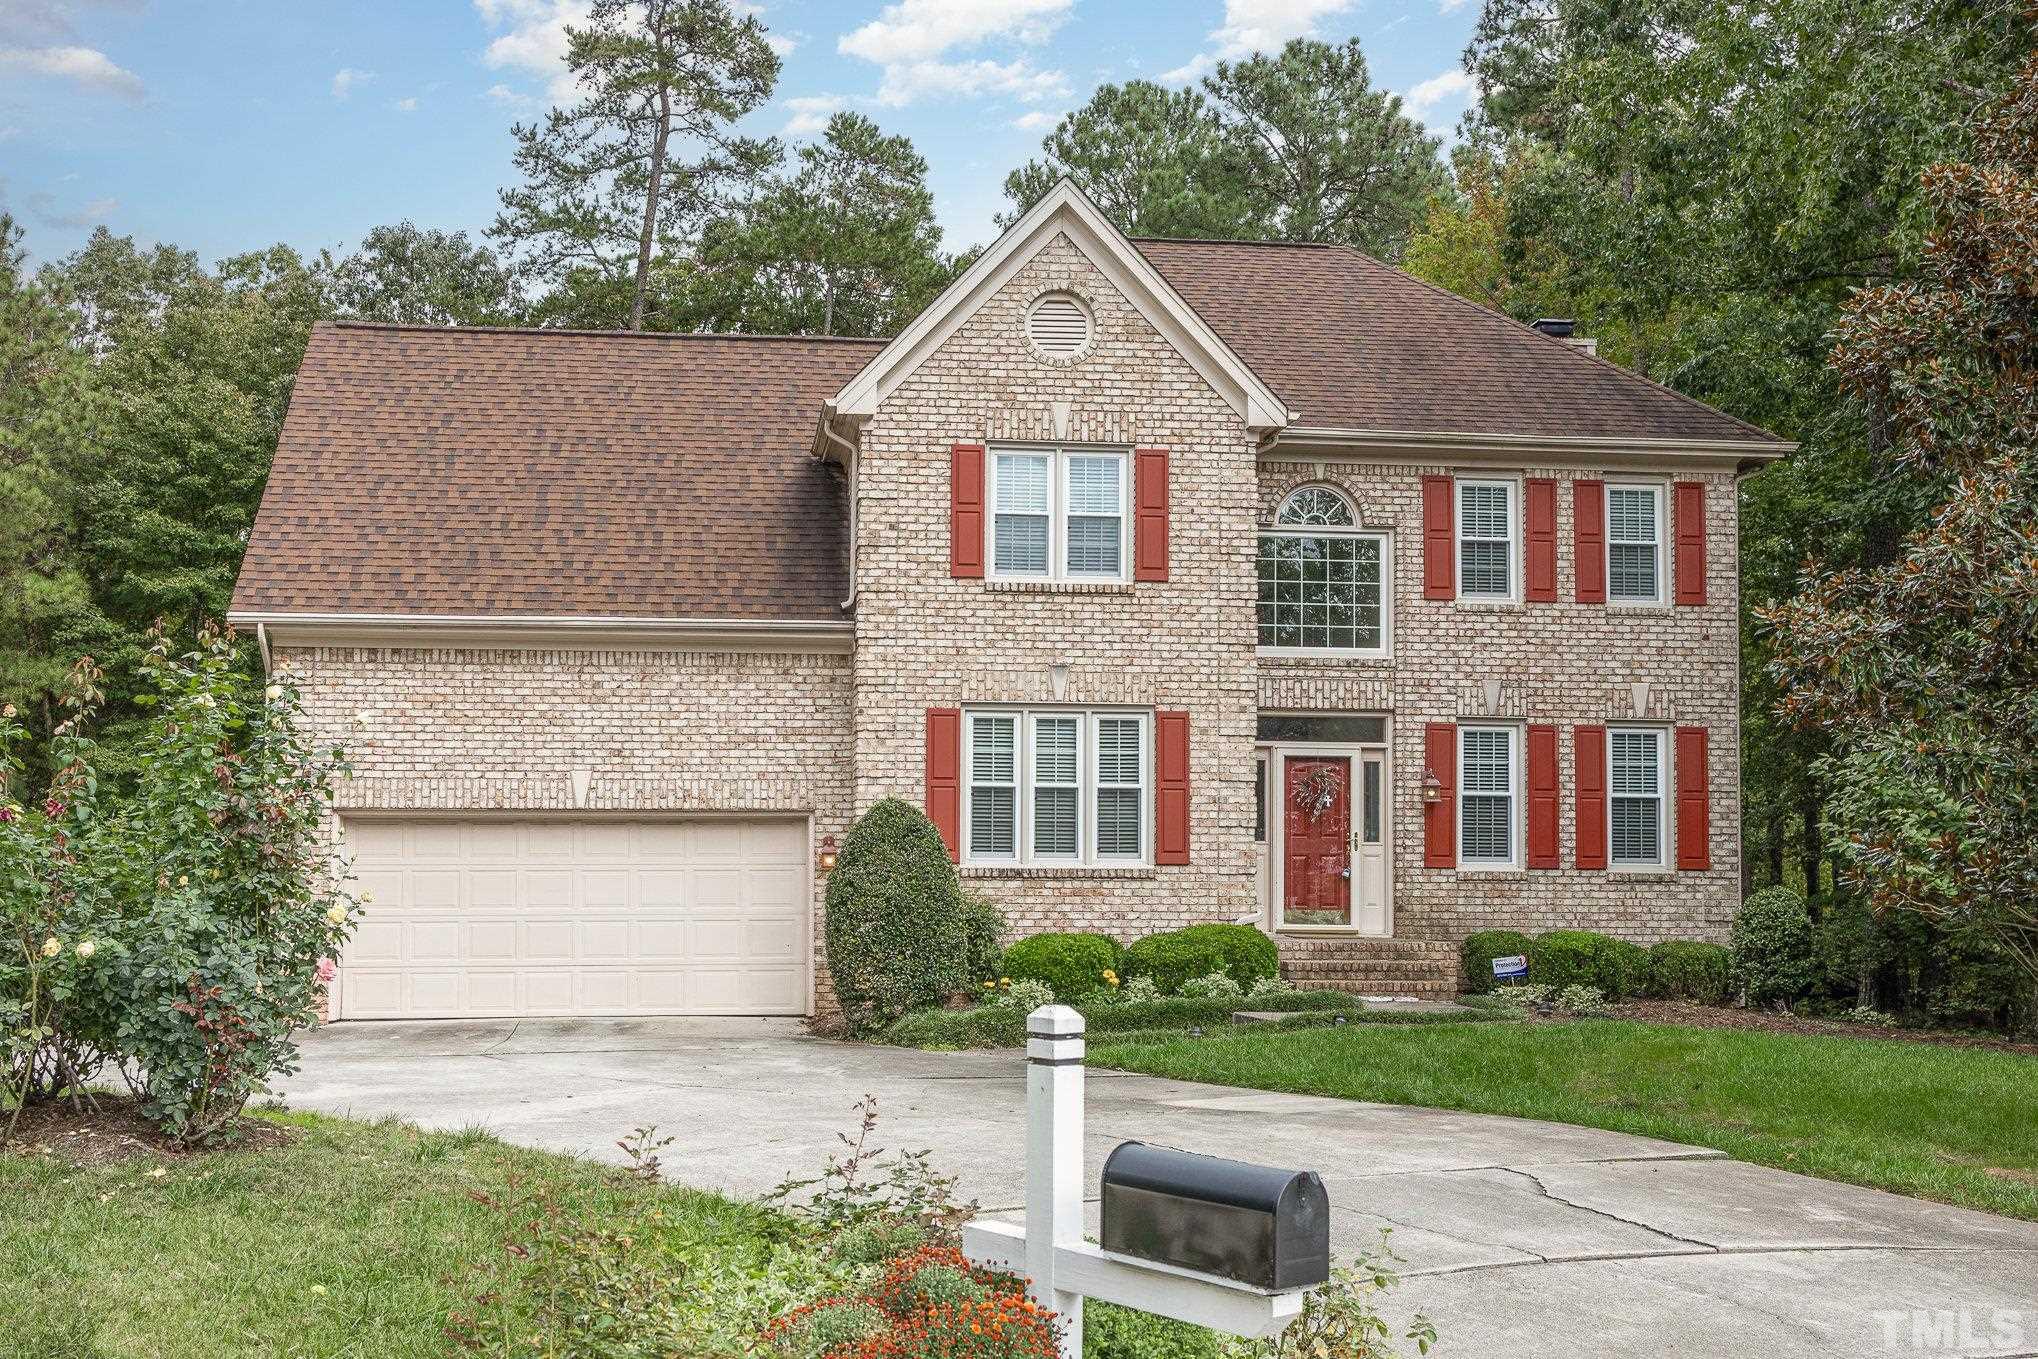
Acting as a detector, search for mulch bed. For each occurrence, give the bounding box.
[2,1096,300,1168]
[1609,999,2038,1056]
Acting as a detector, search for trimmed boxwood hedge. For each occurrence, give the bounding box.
[999,931,1123,998]
[1604,938,1652,1000]
[1461,929,1534,994]
[1649,940,1730,1004]
[1528,930,1615,991]
[824,798,973,1033]
[1120,923,1279,993]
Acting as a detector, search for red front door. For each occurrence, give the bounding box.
[1282,756,1352,926]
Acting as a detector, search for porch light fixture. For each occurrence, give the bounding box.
[1422,769,1445,804]
[817,835,839,873]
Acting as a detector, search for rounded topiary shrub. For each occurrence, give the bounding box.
[824,799,972,1032]
[999,931,1122,998]
[1528,930,1617,991]
[1461,929,1534,994]
[1648,940,1729,1004]
[1731,887,1817,1007]
[1121,923,1278,994]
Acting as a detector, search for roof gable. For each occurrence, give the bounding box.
[832,180,1292,431]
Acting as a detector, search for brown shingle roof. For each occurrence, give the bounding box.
[231,322,881,621]
[1134,238,1786,445]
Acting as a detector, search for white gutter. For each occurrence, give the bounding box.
[1263,426,1795,463]
[228,611,855,653]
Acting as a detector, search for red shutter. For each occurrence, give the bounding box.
[1674,480,1707,605]
[949,443,985,579]
[1574,479,1605,603]
[1676,725,1711,870]
[1574,724,1608,869]
[1526,723,1559,868]
[1525,478,1558,603]
[1155,710,1190,865]
[1134,448,1170,582]
[1422,475,1455,600]
[925,707,962,861]
[1424,722,1456,868]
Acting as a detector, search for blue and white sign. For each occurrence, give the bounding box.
[1491,954,1529,980]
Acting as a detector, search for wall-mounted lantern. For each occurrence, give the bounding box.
[1422,769,1445,804]
[817,834,839,873]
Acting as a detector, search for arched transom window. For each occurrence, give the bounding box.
[1258,486,1390,654]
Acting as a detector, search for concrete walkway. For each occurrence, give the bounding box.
[280,1018,2038,1358]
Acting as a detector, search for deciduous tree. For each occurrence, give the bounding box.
[327,222,519,327]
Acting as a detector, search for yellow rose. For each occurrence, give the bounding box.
[74,940,95,960]
[325,904,349,926]
[40,936,61,958]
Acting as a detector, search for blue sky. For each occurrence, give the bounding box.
[0,0,1480,268]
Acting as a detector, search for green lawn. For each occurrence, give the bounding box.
[1092,1019,2038,1221]
[0,1110,776,1359]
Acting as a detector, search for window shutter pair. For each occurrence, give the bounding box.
[1575,479,1708,605]
[922,707,1190,864]
[948,443,1169,581]
[1423,475,1559,603]
[1573,722,1711,870]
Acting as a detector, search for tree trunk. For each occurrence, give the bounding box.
[1766,808,1785,886]
[630,85,672,331]
[1801,799,1824,895]
[822,274,834,336]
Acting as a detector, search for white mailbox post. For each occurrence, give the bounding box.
[961,1005,1314,1359]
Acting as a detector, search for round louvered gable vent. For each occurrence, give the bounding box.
[1026,292,1092,359]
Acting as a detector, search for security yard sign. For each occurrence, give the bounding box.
[1491,954,1529,980]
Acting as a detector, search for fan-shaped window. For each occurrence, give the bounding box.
[1026,292,1092,359]
[1259,485,1389,654]
[1276,486,1356,527]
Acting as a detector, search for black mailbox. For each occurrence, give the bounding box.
[1100,1142,1330,1290]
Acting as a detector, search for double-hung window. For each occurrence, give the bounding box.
[989,446,1128,581]
[1257,486,1390,654]
[1458,726,1518,868]
[966,709,1149,865]
[1609,727,1665,867]
[1607,483,1665,604]
[1456,479,1516,600]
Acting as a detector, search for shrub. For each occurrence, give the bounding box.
[987,977,1055,1012]
[999,931,1122,999]
[1121,924,1278,994]
[765,1244,1058,1359]
[1245,975,1293,998]
[825,799,973,1033]
[764,1299,890,1359]
[1528,930,1617,991]
[1487,983,1552,1012]
[959,892,1006,986]
[878,989,1359,1049]
[1461,929,1534,994]
[1118,974,1161,1004]
[1555,984,1611,1016]
[1084,1302,1220,1359]
[1648,941,1730,1004]
[1178,970,1243,1000]
[1731,887,1817,1007]
[1604,939,1652,1000]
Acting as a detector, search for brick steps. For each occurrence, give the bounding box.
[1276,935,1461,998]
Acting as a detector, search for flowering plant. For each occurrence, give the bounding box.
[761,1244,1058,1359]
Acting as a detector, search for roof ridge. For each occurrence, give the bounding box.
[1130,235,1337,250]
[324,319,890,344]
[1322,245,1789,446]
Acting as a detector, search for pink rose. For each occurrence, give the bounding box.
[315,958,336,983]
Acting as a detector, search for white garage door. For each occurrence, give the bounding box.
[337,817,810,1019]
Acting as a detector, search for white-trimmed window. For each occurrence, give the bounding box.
[1458,725,1518,867]
[1609,727,1665,867]
[988,446,1128,582]
[965,708,1150,865]
[1456,479,1516,600]
[1257,487,1390,653]
[1607,483,1665,604]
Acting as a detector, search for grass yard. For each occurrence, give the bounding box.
[0,1108,778,1359]
[1092,1017,2038,1221]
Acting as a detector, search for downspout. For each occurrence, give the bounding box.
[823,418,860,611]
[256,622,272,674]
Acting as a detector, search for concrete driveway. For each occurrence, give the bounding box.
[280,1019,2038,1358]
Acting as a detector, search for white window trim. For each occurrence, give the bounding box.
[986,445,1130,584]
[1456,723,1521,871]
[1256,488,1393,658]
[1454,476,1520,603]
[1605,479,1669,608]
[962,706,1151,867]
[1607,724,1669,871]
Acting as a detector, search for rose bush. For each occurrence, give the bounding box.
[1,625,356,1144]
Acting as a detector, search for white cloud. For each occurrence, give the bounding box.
[1010,108,1060,131]
[330,67,375,99]
[765,31,798,56]
[0,43,142,100]
[391,96,419,112]
[1404,66,1473,118]
[782,94,843,136]
[25,189,116,228]
[1161,0,1361,83]
[839,0,1071,107]
[484,82,533,107]
[1438,0,1470,11]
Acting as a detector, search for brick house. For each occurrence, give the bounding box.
[230,182,1790,1020]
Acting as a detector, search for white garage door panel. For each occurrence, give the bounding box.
[338,817,809,1019]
